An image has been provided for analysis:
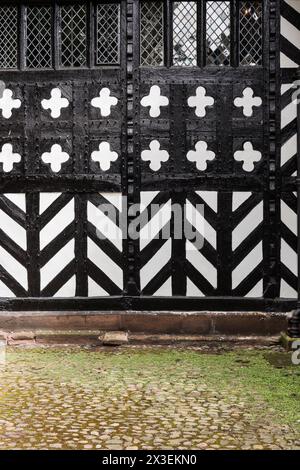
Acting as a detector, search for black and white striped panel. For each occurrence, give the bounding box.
[280,1,299,297]
[280,192,297,297]
[139,191,263,297]
[0,194,28,297]
[281,0,300,68]
[281,82,297,175]
[231,192,264,297]
[87,193,123,296]
[0,192,123,298]
[139,191,218,297]
[139,191,172,296]
[39,192,76,297]
[185,191,218,297]
[280,83,298,297]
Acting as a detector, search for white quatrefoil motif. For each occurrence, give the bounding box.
[234,142,262,172]
[41,88,69,118]
[141,140,169,171]
[234,87,262,117]
[0,88,21,119]
[91,88,118,117]
[0,143,21,172]
[140,85,169,118]
[41,144,70,173]
[91,142,118,171]
[187,86,214,117]
[187,141,215,171]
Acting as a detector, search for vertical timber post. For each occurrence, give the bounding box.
[288,67,300,338]
[124,0,140,303]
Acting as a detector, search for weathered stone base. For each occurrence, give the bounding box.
[101,331,129,346]
[0,311,288,345]
[0,330,281,347]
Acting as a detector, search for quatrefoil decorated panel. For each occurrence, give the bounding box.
[187,141,216,171]
[139,79,221,178]
[91,87,118,117]
[41,144,70,173]
[141,85,169,118]
[233,139,262,172]
[0,74,124,182]
[39,83,72,122]
[185,83,217,130]
[139,83,170,121]
[39,136,73,174]
[0,83,22,121]
[234,87,262,117]
[0,143,22,173]
[232,82,263,126]
[41,88,69,119]
[140,137,170,174]
[89,137,121,175]
[0,133,24,175]
[187,86,215,118]
[141,140,170,171]
[91,142,118,172]
[88,82,123,133]
[88,81,123,176]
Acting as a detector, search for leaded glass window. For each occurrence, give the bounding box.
[240,1,263,65]
[61,4,87,67]
[0,6,18,69]
[140,1,164,66]
[206,1,231,66]
[0,1,264,70]
[173,2,197,66]
[97,3,120,64]
[26,6,52,69]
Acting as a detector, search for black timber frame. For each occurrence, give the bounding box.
[0,0,292,312]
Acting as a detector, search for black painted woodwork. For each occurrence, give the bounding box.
[0,1,294,312]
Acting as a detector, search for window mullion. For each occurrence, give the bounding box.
[53,2,60,70]
[202,0,206,66]
[231,0,239,66]
[19,4,26,70]
[197,0,205,67]
[164,0,172,67]
[196,1,201,67]
[88,1,95,68]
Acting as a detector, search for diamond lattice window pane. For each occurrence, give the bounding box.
[97,3,120,65]
[140,1,164,66]
[173,2,197,66]
[239,1,262,66]
[61,4,87,67]
[206,1,230,66]
[0,6,18,69]
[26,6,52,69]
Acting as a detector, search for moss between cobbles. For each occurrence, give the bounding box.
[5,347,300,433]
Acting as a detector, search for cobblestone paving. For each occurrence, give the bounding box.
[0,346,299,450]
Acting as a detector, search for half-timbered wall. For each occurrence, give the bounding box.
[280,0,300,299]
[0,0,298,311]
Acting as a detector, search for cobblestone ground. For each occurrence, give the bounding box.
[0,346,299,450]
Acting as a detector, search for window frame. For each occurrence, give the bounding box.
[95,2,121,66]
[140,0,165,66]
[24,3,53,69]
[0,0,123,71]
[139,0,264,68]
